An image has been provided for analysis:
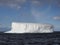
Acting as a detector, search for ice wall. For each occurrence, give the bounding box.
[5,22,54,33]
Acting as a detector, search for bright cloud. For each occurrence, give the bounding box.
[53,16,60,20]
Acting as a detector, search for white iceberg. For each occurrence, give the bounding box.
[5,22,54,33]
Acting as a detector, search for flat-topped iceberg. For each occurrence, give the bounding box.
[5,22,54,33]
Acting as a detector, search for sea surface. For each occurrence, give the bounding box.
[0,32,60,45]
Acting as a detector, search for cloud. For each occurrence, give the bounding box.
[31,0,53,7]
[0,0,59,9]
[0,0,60,9]
[0,24,2,27]
[56,0,60,6]
[32,10,44,19]
[52,0,60,7]
[0,24,6,28]
[31,5,52,20]
[0,0,26,9]
[31,0,42,7]
[53,16,60,20]
[31,0,60,8]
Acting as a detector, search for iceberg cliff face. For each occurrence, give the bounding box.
[5,22,54,33]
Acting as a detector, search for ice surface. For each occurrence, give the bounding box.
[5,22,54,33]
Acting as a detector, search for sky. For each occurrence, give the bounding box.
[0,0,60,32]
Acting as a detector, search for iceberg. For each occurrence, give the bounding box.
[5,22,54,33]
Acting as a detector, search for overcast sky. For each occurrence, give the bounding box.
[0,0,60,31]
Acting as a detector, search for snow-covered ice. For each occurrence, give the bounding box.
[5,22,54,33]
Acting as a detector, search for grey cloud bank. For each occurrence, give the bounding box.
[0,0,60,9]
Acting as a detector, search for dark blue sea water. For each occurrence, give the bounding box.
[0,32,60,45]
